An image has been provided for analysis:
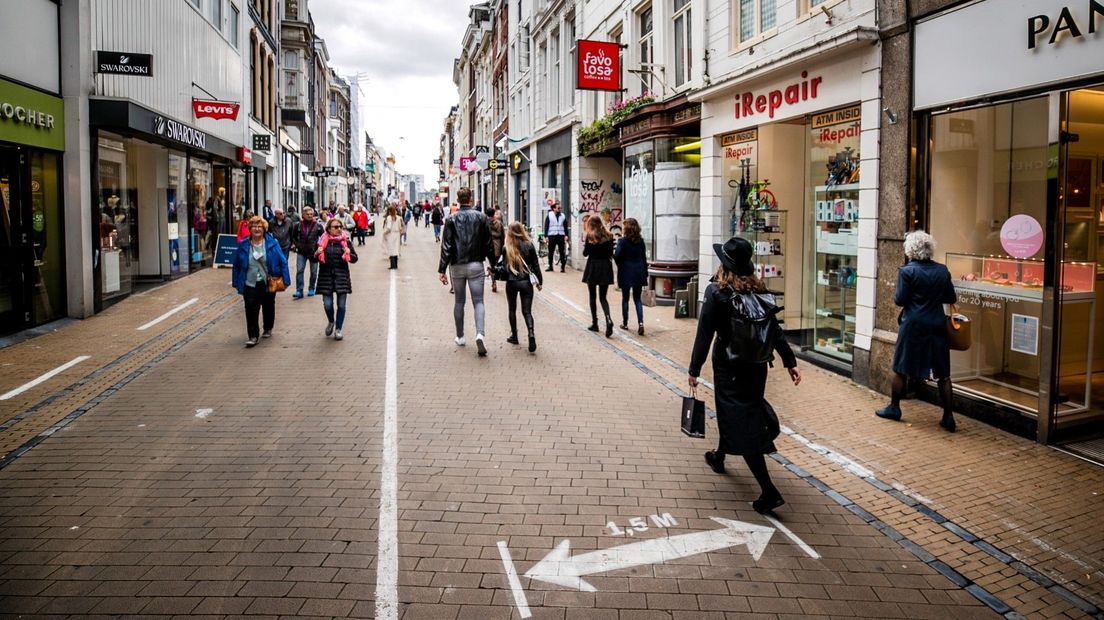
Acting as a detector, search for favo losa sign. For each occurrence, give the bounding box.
[576,40,621,92]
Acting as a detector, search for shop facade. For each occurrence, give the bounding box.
[535,127,574,259]
[698,43,881,373]
[885,0,1104,447]
[89,100,249,309]
[510,147,531,227]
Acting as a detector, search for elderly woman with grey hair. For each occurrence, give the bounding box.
[876,230,960,432]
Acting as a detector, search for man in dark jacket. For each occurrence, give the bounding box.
[269,208,293,258]
[439,187,495,356]
[430,204,444,242]
[291,207,323,298]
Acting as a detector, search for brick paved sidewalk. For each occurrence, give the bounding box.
[0,223,1096,619]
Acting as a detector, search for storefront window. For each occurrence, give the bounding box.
[655,136,700,263]
[930,97,1049,412]
[29,151,64,321]
[624,141,655,256]
[168,152,188,273]
[189,158,213,268]
[97,132,136,301]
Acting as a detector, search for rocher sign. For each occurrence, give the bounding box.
[576,40,621,92]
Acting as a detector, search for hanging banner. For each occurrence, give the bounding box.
[192,98,240,121]
[576,40,621,92]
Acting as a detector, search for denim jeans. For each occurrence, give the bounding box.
[322,293,347,328]
[433,224,442,239]
[295,252,318,293]
[621,285,644,324]
[450,262,486,338]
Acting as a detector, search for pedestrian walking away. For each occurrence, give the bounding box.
[402,202,413,243]
[231,216,290,347]
[439,186,496,357]
[544,201,569,272]
[381,202,403,269]
[269,207,293,258]
[876,230,959,431]
[236,210,253,241]
[498,222,543,352]
[688,236,800,514]
[352,205,369,246]
[582,215,615,337]
[423,200,431,227]
[614,217,648,335]
[487,206,504,293]
[431,202,444,242]
[291,206,323,298]
[315,218,358,340]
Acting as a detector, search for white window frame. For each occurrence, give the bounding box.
[209,0,223,30]
[550,29,560,119]
[230,4,240,48]
[733,0,778,48]
[637,5,653,96]
[672,0,692,88]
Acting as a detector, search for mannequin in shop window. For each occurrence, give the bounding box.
[114,205,132,266]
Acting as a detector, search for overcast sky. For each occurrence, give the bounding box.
[311,0,479,186]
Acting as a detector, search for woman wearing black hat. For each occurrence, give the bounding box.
[688,237,801,514]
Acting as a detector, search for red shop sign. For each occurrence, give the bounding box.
[193,98,240,121]
[733,71,823,121]
[237,147,252,165]
[576,40,621,92]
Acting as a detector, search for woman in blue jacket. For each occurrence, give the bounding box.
[232,216,291,347]
[614,218,648,335]
[876,230,958,431]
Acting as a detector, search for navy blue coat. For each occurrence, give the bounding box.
[614,237,648,289]
[231,234,291,294]
[892,259,957,379]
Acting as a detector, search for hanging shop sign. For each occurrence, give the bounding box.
[95,51,153,76]
[0,78,64,151]
[487,158,508,170]
[576,40,622,92]
[915,0,1104,110]
[153,115,207,150]
[192,98,240,121]
[252,134,271,151]
[237,147,252,165]
[458,156,478,172]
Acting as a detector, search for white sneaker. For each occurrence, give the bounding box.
[334,329,343,341]
[455,336,466,346]
[476,334,487,357]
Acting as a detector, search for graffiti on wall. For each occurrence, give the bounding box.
[579,179,624,238]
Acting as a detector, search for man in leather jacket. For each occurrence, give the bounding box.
[438,187,496,357]
[290,207,323,298]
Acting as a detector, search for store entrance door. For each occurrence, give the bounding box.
[0,146,29,333]
[1052,86,1104,450]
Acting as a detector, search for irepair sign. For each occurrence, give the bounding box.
[576,40,621,92]
[192,99,240,121]
[720,54,862,132]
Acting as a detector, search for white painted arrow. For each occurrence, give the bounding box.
[524,517,774,592]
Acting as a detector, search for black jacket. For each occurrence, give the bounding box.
[269,217,292,253]
[689,283,796,377]
[431,206,444,225]
[291,219,323,258]
[315,241,358,295]
[498,242,543,285]
[439,206,494,272]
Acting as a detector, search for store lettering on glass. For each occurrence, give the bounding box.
[733,71,822,120]
[628,165,651,198]
[1027,1,1104,50]
[818,121,861,145]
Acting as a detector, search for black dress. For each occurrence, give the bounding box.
[582,238,614,285]
[689,283,797,455]
[892,259,956,379]
[314,241,358,295]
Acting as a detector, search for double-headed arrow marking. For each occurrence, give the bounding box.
[524,517,775,592]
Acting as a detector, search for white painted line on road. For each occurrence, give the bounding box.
[0,356,91,401]
[136,297,199,330]
[761,513,820,559]
[497,541,532,618]
[375,269,399,620]
[779,425,875,479]
[551,291,586,313]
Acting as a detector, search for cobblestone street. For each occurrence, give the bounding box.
[0,226,1100,618]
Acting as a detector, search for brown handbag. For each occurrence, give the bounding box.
[267,276,286,293]
[946,304,971,351]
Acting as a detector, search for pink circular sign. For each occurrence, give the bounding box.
[1000,215,1043,258]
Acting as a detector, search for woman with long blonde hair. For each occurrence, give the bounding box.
[498,222,543,352]
[582,215,615,336]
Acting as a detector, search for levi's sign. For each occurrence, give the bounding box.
[192,99,240,121]
[96,51,153,76]
[734,71,823,121]
[576,40,621,92]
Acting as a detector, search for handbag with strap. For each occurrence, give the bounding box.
[255,245,286,293]
[680,387,706,438]
[946,304,971,351]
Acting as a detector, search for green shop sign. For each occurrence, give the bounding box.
[0,78,65,151]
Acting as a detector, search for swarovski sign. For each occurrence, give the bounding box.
[153,115,207,150]
[95,51,153,76]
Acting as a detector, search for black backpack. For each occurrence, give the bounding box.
[723,292,783,364]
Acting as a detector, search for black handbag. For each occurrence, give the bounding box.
[681,387,706,438]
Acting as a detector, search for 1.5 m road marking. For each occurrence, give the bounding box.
[0,356,91,401]
[376,270,399,620]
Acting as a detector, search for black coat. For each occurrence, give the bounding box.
[439,207,494,272]
[614,237,648,288]
[498,242,543,285]
[314,241,358,295]
[291,219,324,259]
[269,217,293,254]
[690,283,796,455]
[893,259,956,379]
[582,238,614,285]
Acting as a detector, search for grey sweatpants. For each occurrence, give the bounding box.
[450,261,486,338]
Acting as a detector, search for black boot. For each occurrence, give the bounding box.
[506,333,519,345]
[605,315,614,338]
[588,315,600,332]
[528,330,537,353]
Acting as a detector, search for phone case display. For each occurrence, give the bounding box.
[945,253,1096,415]
[813,184,859,361]
[746,210,786,296]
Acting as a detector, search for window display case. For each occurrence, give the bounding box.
[813,184,859,361]
[746,210,786,299]
[945,252,1096,414]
